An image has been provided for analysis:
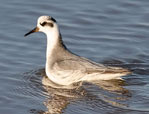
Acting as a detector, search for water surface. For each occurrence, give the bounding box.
[0,0,149,114]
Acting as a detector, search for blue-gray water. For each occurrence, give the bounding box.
[0,0,149,114]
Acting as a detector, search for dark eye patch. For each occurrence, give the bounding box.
[47,23,54,27]
[40,21,54,27]
[40,22,47,26]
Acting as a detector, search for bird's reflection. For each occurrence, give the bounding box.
[42,80,130,113]
[30,69,131,114]
[41,76,86,114]
[90,80,131,107]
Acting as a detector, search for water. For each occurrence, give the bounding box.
[0,0,149,113]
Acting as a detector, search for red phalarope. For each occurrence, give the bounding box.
[24,16,131,86]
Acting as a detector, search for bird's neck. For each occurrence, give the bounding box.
[46,30,67,68]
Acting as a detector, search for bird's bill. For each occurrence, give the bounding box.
[24,27,39,37]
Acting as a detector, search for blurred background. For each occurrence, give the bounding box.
[0,0,149,114]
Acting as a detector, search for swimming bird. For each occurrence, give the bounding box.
[24,16,131,86]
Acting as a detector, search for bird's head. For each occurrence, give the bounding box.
[24,16,58,37]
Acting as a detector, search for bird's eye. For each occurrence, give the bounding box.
[40,22,54,27]
[40,22,47,26]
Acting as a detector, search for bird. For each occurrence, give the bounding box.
[24,16,131,86]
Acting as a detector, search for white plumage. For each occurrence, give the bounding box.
[25,16,131,86]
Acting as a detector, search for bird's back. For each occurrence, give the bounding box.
[48,54,131,85]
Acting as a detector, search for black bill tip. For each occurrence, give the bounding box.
[24,27,39,37]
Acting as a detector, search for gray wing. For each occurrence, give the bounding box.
[53,57,129,75]
[51,57,130,85]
